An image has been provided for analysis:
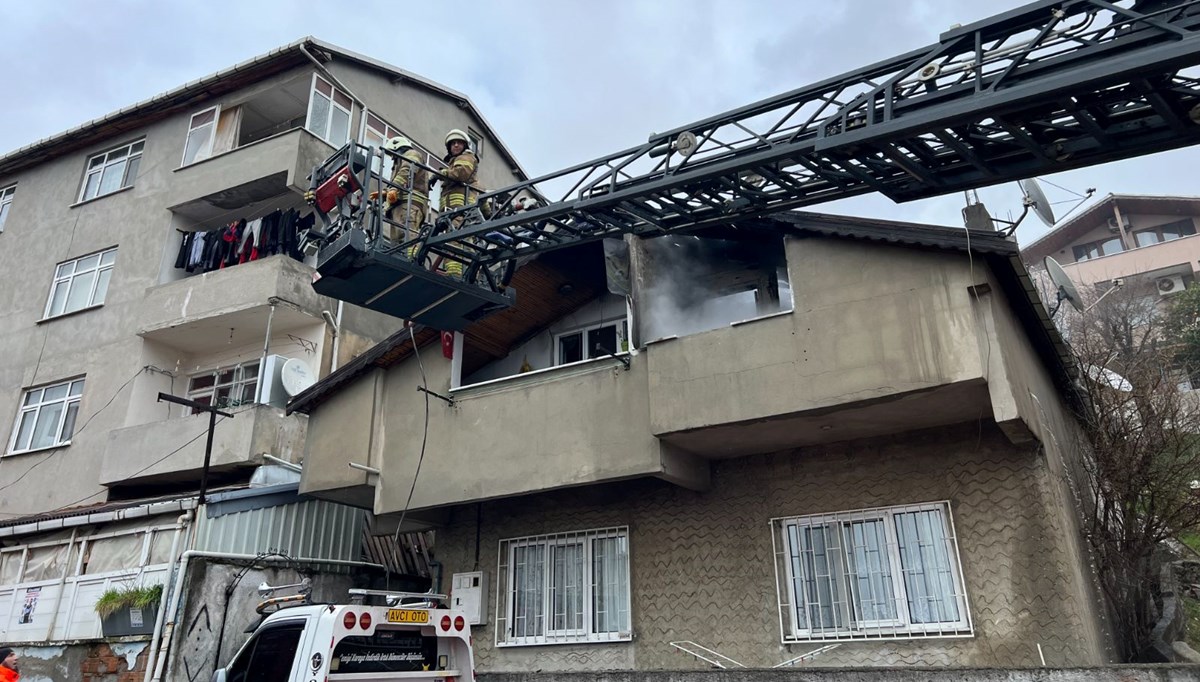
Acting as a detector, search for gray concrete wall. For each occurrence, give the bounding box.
[164,559,355,682]
[0,56,456,518]
[479,667,1200,682]
[326,61,524,192]
[434,422,1107,672]
[645,237,985,438]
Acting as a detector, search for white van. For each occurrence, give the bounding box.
[212,590,474,682]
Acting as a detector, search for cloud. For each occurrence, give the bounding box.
[3,0,1199,249]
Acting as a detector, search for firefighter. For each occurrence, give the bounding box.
[375,136,430,253]
[435,129,480,276]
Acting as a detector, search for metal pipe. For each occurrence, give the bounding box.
[150,549,386,682]
[41,527,77,641]
[262,454,303,473]
[259,302,276,385]
[143,510,192,682]
[331,301,344,372]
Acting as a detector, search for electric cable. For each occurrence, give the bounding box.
[0,403,255,516]
[393,326,432,541]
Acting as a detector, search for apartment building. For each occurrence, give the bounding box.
[0,38,525,679]
[292,213,1113,670]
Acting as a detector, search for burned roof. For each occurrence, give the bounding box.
[290,210,1074,416]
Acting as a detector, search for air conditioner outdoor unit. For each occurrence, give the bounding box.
[1157,274,1186,296]
[1106,216,1128,232]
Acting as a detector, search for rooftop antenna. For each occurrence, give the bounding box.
[962,178,1057,236]
[1043,255,1084,317]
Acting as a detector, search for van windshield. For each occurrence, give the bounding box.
[330,629,439,674]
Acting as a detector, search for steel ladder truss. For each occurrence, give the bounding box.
[418,0,1200,296]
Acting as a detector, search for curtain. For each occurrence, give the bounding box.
[550,543,584,633]
[212,106,242,155]
[843,519,898,624]
[511,544,545,638]
[592,536,629,633]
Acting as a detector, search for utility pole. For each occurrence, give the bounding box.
[156,392,234,505]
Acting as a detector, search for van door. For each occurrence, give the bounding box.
[223,621,307,682]
[329,626,438,676]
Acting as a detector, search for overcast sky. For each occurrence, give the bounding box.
[4,0,1199,246]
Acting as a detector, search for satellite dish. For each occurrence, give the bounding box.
[1043,256,1084,315]
[1019,178,1056,227]
[1084,364,1134,392]
[280,359,317,397]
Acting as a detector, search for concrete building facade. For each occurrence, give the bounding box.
[0,37,525,679]
[292,214,1113,670]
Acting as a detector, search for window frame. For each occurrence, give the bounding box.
[0,184,14,233]
[181,105,220,166]
[43,247,117,320]
[8,377,85,455]
[1071,235,1125,262]
[554,318,629,366]
[497,526,631,647]
[1133,218,1197,248]
[467,128,484,157]
[306,74,353,146]
[78,139,144,202]
[224,620,306,682]
[773,501,971,643]
[185,360,261,413]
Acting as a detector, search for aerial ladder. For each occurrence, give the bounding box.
[308,0,1200,330]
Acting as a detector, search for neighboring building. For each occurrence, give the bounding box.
[292,213,1113,670]
[0,37,525,679]
[1021,194,1200,383]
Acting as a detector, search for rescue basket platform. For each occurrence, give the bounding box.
[312,228,514,331]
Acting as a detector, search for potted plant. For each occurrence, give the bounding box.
[94,583,163,637]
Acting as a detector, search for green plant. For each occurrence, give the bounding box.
[94,583,163,619]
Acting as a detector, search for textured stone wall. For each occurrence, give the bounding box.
[435,422,1107,672]
[480,666,1200,682]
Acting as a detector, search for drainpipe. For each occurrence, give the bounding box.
[149,550,386,682]
[260,302,277,380]
[41,527,77,641]
[298,45,367,110]
[331,301,344,372]
[142,510,193,682]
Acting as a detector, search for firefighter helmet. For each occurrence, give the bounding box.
[383,135,412,152]
[445,129,470,152]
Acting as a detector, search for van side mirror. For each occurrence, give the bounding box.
[211,670,227,682]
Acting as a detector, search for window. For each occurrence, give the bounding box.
[225,622,303,682]
[0,185,13,233]
[1072,236,1124,262]
[468,128,484,157]
[186,361,259,412]
[556,320,629,365]
[497,527,631,646]
[182,106,218,165]
[773,502,970,641]
[79,140,143,202]
[306,75,353,146]
[9,378,84,454]
[44,248,116,319]
[1134,219,1196,247]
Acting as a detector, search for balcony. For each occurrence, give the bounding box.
[1063,233,1200,286]
[100,404,305,486]
[301,355,708,516]
[168,127,334,227]
[138,254,325,353]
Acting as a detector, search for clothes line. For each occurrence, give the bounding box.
[173,208,315,274]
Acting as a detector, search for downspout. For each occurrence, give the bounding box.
[142,510,193,682]
[299,44,367,109]
[260,301,277,380]
[330,301,344,372]
[150,550,386,682]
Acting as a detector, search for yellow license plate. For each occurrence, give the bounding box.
[386,609,430,624]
